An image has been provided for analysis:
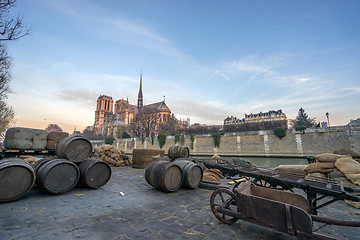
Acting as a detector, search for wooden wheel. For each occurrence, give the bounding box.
[210,188,238,224]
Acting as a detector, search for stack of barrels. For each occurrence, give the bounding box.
[0,135,112,203]
[145,146,203,193]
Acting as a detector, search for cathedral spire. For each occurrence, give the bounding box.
[137,72,143,109]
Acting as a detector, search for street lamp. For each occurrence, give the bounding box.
[326,112,330,127]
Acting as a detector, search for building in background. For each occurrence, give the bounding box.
[93,74,174,137]
[224,110,287,125]
[223,110,288,132]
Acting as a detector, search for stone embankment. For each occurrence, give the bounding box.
[92,126,360,157]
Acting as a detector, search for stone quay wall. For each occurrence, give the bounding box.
[91,126,360,157]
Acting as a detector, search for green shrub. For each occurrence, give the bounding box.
[142,137,145,144]
[307,156,316,164]
[295,125,307,133]
[122,132,131,138]
[190,134,195,149]
[151,135,155,145]
[174,134,180,144]
[211,132,224,148]
[273,127,287,139]
[105,136,115,145]
[157,134,167,149]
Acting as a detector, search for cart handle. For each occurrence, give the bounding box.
[311,215,360,227]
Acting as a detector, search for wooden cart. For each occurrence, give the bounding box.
[210,181,360,240]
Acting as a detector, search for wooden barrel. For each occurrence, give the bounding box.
[33,157,54,173]
[145,160,183,192]
[56,136,92,163]
[168,146,189,160]
[37,159,80,194]
[174,159,203,189]
[78,159,111,189]
[0,158,35,203]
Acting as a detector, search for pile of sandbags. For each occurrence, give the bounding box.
[94,145,131,167]
[335,156,360,186]
[303,153,342,175]
[275,165,307,176]
[203,168,224,182]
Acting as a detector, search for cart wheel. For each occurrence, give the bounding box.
[210,188,238,224]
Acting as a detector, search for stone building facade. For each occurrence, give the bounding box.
[93,74,172,137]
[224,109,287,125]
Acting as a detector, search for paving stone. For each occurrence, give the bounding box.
[0,166,359,240]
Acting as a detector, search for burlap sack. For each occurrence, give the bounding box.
[335,157,360,175]
[303,162,335,174]
[203,168,224,181]
[305,172,328,182]
[132,149,165,169]
[315,153,339,163]
[46,132,69,150]
[275,165,306,175]
[94,145,130,167]
[346,173,360,186]
[19,155,38,165]
[203,173,219,182]
[102,145,113,151]
[333,148,360,158]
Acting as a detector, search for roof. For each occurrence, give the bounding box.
[141,101,171,114]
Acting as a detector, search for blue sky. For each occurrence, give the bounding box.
[5,0,360,133]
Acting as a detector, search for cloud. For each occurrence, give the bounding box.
[342,87,360,94]
[43,0,186,60]
[221,54,314,87]
[54,88,99,108]
[208,70,230,81]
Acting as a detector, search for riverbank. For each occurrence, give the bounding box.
[92,125,360,158]
[1,166,360,240]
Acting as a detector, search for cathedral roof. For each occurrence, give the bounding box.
[142,101,171,114]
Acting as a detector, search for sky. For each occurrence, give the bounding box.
[4,0,360,133]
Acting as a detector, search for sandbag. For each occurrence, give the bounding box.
[203,168,224,182]
[335,157,360,175]
[4,127,48,150]
[305,172,328,180]
[19,155,39,165]
[46,132,69,150]
[346,173,360,186]
[94,145,131,167]
[275,165,306,175]
[303,162,335,174]
[315,153,340,163]
[333,148,360,158]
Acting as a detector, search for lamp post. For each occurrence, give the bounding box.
[326,112,330,127]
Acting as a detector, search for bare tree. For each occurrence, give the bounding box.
[0,99,14,132]
[45,124,63,132]
[158,114,179,135]
[0,0,31,41]
[130,111,158,138]
[0,42,11,99]
[0,0,30,132]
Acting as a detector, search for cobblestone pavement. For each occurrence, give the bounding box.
[1,166,360,240]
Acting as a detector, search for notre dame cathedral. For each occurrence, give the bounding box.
[93,74,174,137]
